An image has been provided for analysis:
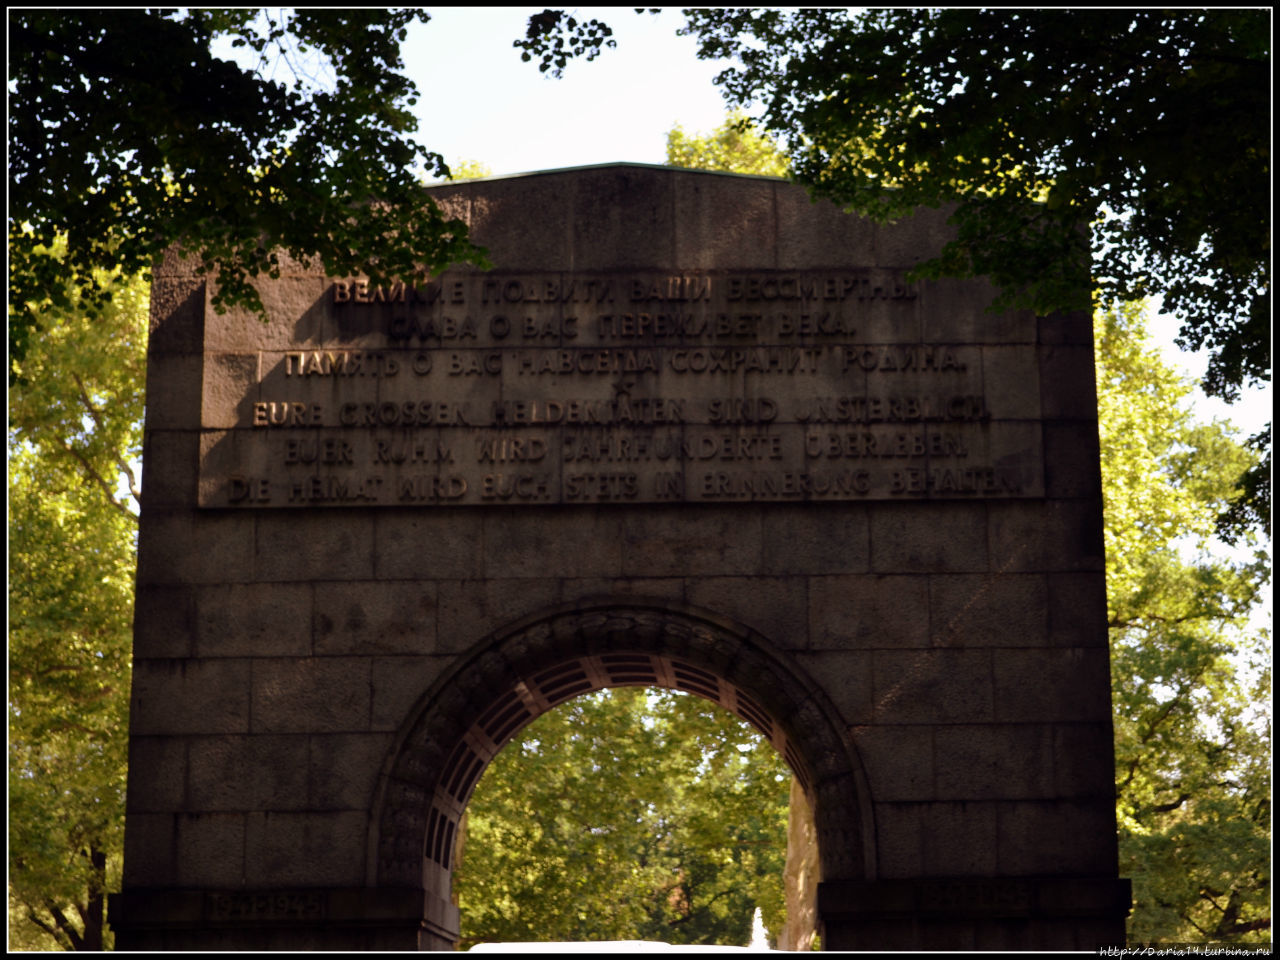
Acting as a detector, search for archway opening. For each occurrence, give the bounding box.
[451,684,816,949]
[375,604,874,950]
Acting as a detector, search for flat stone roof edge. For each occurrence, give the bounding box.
[431,160,791,185]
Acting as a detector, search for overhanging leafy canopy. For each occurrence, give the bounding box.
[8,9,488,378]
[678,9,1269,404]
[520,7,1270,533]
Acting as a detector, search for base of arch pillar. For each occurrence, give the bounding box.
[109,887,458,951]
[817,877,1131,950]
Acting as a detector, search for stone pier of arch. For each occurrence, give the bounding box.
[111,164,1131,950]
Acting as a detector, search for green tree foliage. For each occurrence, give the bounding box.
[453,688,790,948]
[524,8,1270,536]
[666,111,789,178]
[8,9,487,381]
[1097,301,1270,942]
[514,9,617,80]
[445,158,494,182]
[8,455,133,951]
[8,247,147,949]
[679,10,1268,397]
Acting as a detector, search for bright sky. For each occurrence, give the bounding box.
[402,8,731,175]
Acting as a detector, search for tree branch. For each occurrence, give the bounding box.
[44,899,86,951]
[80,846,108,951]
[72,372,142,510]
[666,887,736,928]
[55,435,138,523]
[1137,667,1211,747]
[24,905,72,950]
[1182,909,1211,938]
[1226,917,1272,935]
[1148,793,1192,814]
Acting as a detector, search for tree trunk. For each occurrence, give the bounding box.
[779,778,819,950]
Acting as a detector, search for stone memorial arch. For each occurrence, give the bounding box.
[111,164,1130,949]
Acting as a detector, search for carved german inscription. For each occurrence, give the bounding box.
[197,269,1043,507]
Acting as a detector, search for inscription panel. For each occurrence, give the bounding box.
[205,890,325,924]
[198,270,1044,507]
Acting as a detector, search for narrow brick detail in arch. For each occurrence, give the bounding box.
[374,604,874,899]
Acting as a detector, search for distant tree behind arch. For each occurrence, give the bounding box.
[453,687,790,947]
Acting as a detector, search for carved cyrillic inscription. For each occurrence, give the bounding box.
[199,269,1043,507]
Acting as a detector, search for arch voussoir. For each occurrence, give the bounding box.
[373,600,876,915]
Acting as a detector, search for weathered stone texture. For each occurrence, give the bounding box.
[243,811,369,887]
[195,583,313,658]
[250,657,372,734]
[869,504,990,573]
[117,165,1125,950]
[871,648,996,724]
[312,581,439,656]
[253,512,376,581]
[130,659,252,735]
[810,575,932,649]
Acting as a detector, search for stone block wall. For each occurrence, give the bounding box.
[115,164,1127,949]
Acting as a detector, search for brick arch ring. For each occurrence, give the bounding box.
[369,600,878,903]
